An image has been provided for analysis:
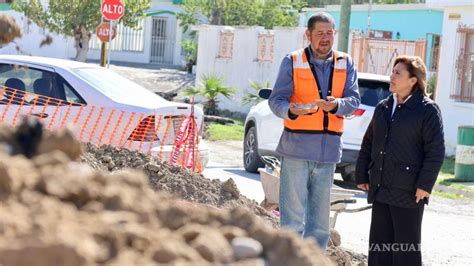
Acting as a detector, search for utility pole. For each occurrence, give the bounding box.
[367,0,373,37]
[337,0,351,52]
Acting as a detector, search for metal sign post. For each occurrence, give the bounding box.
[100,0,125,68]
[107,21,112,68]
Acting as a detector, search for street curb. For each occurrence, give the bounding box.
[433,183,474,199]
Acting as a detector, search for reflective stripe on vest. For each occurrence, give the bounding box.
[284,48,347,135]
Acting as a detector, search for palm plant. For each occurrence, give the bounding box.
[185,73,236,115]
[241,79,270,105]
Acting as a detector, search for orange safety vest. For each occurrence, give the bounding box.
[284,47,347,136]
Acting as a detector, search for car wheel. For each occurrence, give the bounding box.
[243,126,264,173]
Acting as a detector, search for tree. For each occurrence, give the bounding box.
[184,73,236,115]
[12,0,151,62]
[307,0,425,5]
[178,0,298,30]
[176,0,298,73]
[176,0,210,34]
[258,0,299,29]
[181,37,198,73]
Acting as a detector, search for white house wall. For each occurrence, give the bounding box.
[435,5,474,155]
[0,10,70,59]
[174,23,185,66]
[426,0,473,7]
[1,1,185,67]
[196,26,342,113]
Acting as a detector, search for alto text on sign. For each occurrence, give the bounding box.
[96,22,116,42]
[101,0,125,21]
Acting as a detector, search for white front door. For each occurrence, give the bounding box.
[150,16,176,65]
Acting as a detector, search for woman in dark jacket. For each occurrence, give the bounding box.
[355,55,445,266]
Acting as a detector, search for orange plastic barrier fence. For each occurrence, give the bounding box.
[0,86,203,172]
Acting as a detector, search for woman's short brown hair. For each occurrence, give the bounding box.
[393,55,428,96]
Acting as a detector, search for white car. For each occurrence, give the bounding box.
[243,72,390,181]
[0,55,209,168]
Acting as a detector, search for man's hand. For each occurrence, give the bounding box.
[357,183,369,191]
[415,188,430,203]
[316,96,338,112]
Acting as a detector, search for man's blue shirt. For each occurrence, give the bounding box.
[268,48,361,163]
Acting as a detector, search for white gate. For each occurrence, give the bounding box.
[150,16,176,65]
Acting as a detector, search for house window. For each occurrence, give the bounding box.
[452,26,474,103]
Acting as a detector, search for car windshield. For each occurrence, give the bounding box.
[72,67,165,103]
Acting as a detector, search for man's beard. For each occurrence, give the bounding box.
[311,45,332,59]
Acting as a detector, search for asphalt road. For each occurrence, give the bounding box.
[117,65,473,265]
[203,140,474,266]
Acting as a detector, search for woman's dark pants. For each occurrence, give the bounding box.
[368,200,424,266]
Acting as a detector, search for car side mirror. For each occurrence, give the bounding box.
[258,88,273,99]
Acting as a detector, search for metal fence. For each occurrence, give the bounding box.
[426,33,441,72]
[451,26,474,103]
[351,37,426,76]
[90,20,145,52]
[0,86,203,172]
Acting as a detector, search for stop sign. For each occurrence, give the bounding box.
[101,0,125,21]
[96,22,116,42]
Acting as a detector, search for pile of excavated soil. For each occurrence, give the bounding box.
[0,152,334,265]
[0,123,333,266]
[81,143,279,227]
[0,14,22,45]
[81,144,366,265]
[0,119,364,265]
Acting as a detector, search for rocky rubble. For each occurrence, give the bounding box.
[0,118,368,265]
[0,14,22,46]
[81,143,367,265]
[0,122,333,265]
[82,143,280,227]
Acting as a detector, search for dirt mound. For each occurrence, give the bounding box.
[0,122,333,266]
[82,143,279,227]
[0,14,22,45]
[81,144,366,265]
[0,119,366,265]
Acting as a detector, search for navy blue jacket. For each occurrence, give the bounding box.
[355,89,445,208]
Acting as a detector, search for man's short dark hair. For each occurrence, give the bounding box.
[307,12,336,31]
